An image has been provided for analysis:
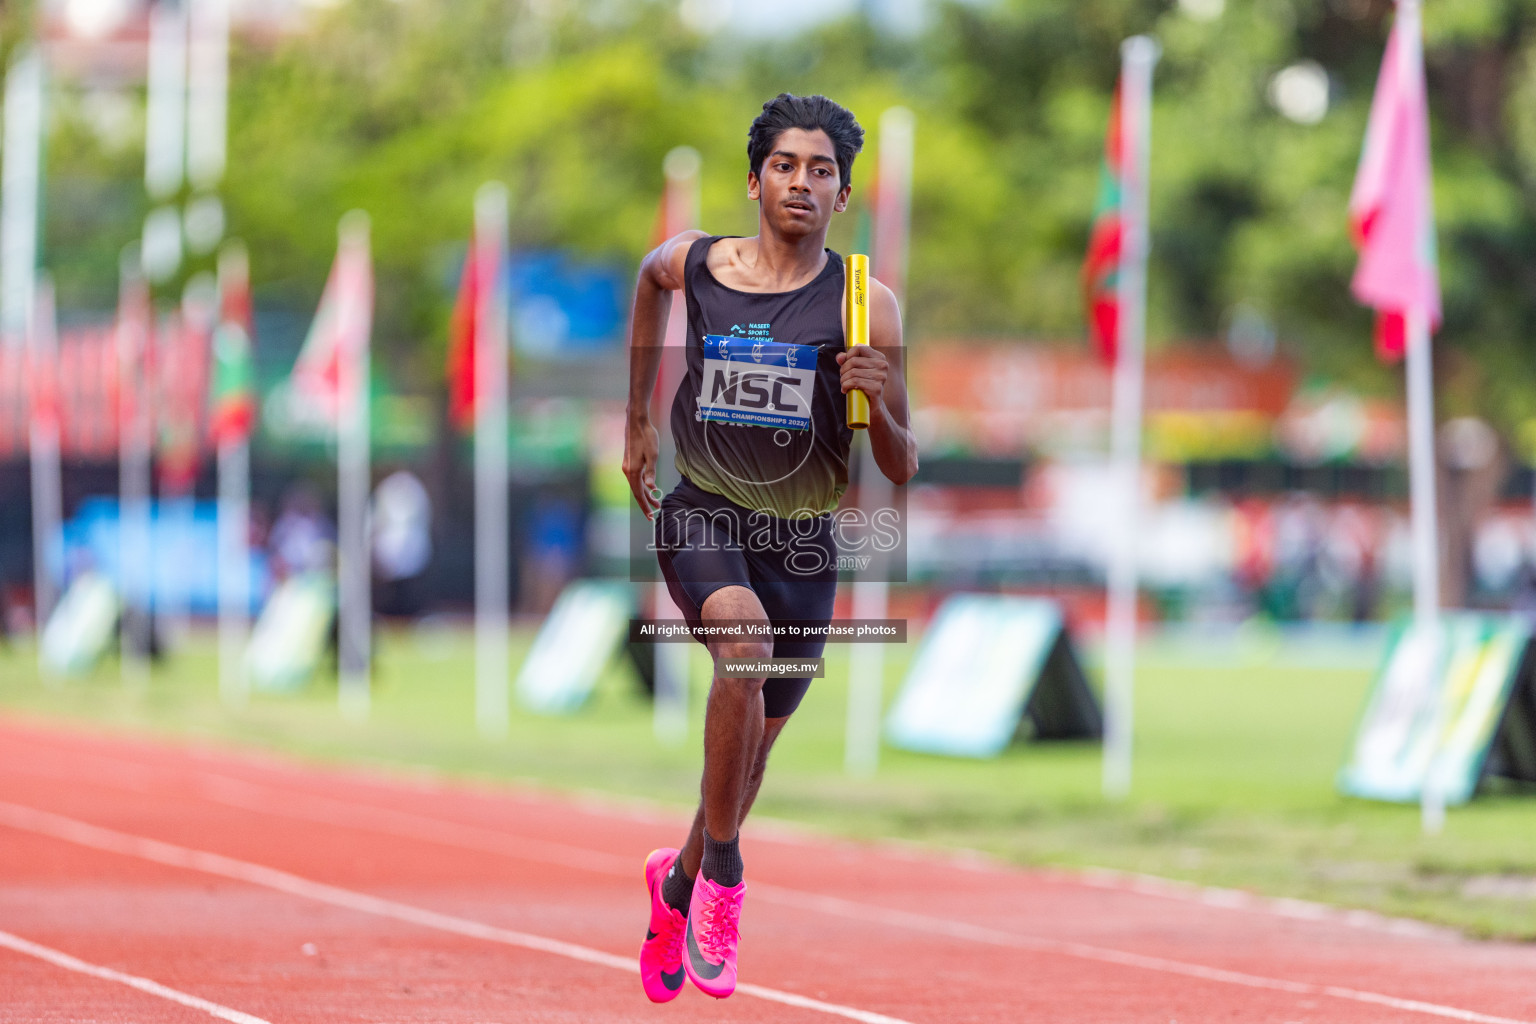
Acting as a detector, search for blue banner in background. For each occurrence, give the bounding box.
[505,251,627,357]
[59,497,271,615]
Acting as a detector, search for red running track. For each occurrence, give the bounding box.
[1,715,1533,1024]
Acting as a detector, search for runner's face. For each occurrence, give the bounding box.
[749,128,850,238]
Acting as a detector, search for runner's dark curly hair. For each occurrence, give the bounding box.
[747,93,864,189]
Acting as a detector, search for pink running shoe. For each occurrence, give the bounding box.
[683,873,746,998]
[639,848,688,1002]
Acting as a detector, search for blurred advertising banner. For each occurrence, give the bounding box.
[1339,614,1536,805]
[911,345,1415,466]
[0,326,117,458]
[914,345,1294,460]
[0,321,207,461]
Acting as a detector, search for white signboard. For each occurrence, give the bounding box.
[248,573,335,692]
[515,580,635,715]
[41,573,118,676]
[886,595,1100,758]
[1339,614,1533,805]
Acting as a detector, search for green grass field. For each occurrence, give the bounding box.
[2,621,1533,940]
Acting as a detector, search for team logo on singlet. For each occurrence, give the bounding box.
[698,335,817,431]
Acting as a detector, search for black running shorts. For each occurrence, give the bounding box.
[653,475,837,718]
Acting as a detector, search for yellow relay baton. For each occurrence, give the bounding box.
[844,253,870,430]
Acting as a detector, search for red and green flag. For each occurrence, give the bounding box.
[445,221,505,434]
[445,242,480,434]
[210,244,255,445]
[158,311,209,491]
[1083,81,1125,363]
[290,219,373,426]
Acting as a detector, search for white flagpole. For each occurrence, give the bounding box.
[474,183,511,739]
[143,0,187,284]
[118,251,154,688]
[1407,304,1443,832]
[1103,35,1158,800]
[337,212,372,721]
[185,0,229,256]
[186,0,228,190]
[216,244,250,708]
[191,0,237,696]
[0,45,45,658]
[1,46,42,352]
[653,146,699,746]
[137,0,187,658]
[846,106,913,777]
[1391,0,1445,834]
[844,573,888,776]
[29,276,61,673]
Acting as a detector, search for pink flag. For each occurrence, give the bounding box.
[1348,0,1440,362]
[291,217,373,424]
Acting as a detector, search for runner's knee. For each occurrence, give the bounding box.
[715,638,774,665]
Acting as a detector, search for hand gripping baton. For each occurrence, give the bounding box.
[844,253,870,429]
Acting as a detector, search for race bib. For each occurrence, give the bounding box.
[697,335,818,430]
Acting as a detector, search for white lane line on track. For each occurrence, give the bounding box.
[0,800,914,1024]
[4,759,1531,1024]
[0,928,273,1024]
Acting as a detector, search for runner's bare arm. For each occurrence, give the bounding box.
[625,230,708,518]
[836,278,918,485]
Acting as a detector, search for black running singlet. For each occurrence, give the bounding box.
[670,236,854,519]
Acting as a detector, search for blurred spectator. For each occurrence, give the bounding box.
[268,487,335,581]
[1268,494,1326,620]
[1232,497,1275,614]
[1325,503,1379,623]
[371,470,432,619]
[1513,558,1536,617]
[1473,515,1526,600]
[1441,417,1506,609]
[522,498,580,614]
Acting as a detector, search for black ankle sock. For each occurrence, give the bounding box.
[661,859,694,914]
[700,830,743,888]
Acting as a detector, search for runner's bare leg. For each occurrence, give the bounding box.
[678,714,787,878]
[677,584,774,877]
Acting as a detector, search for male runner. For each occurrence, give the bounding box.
[624,93,917,1001]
